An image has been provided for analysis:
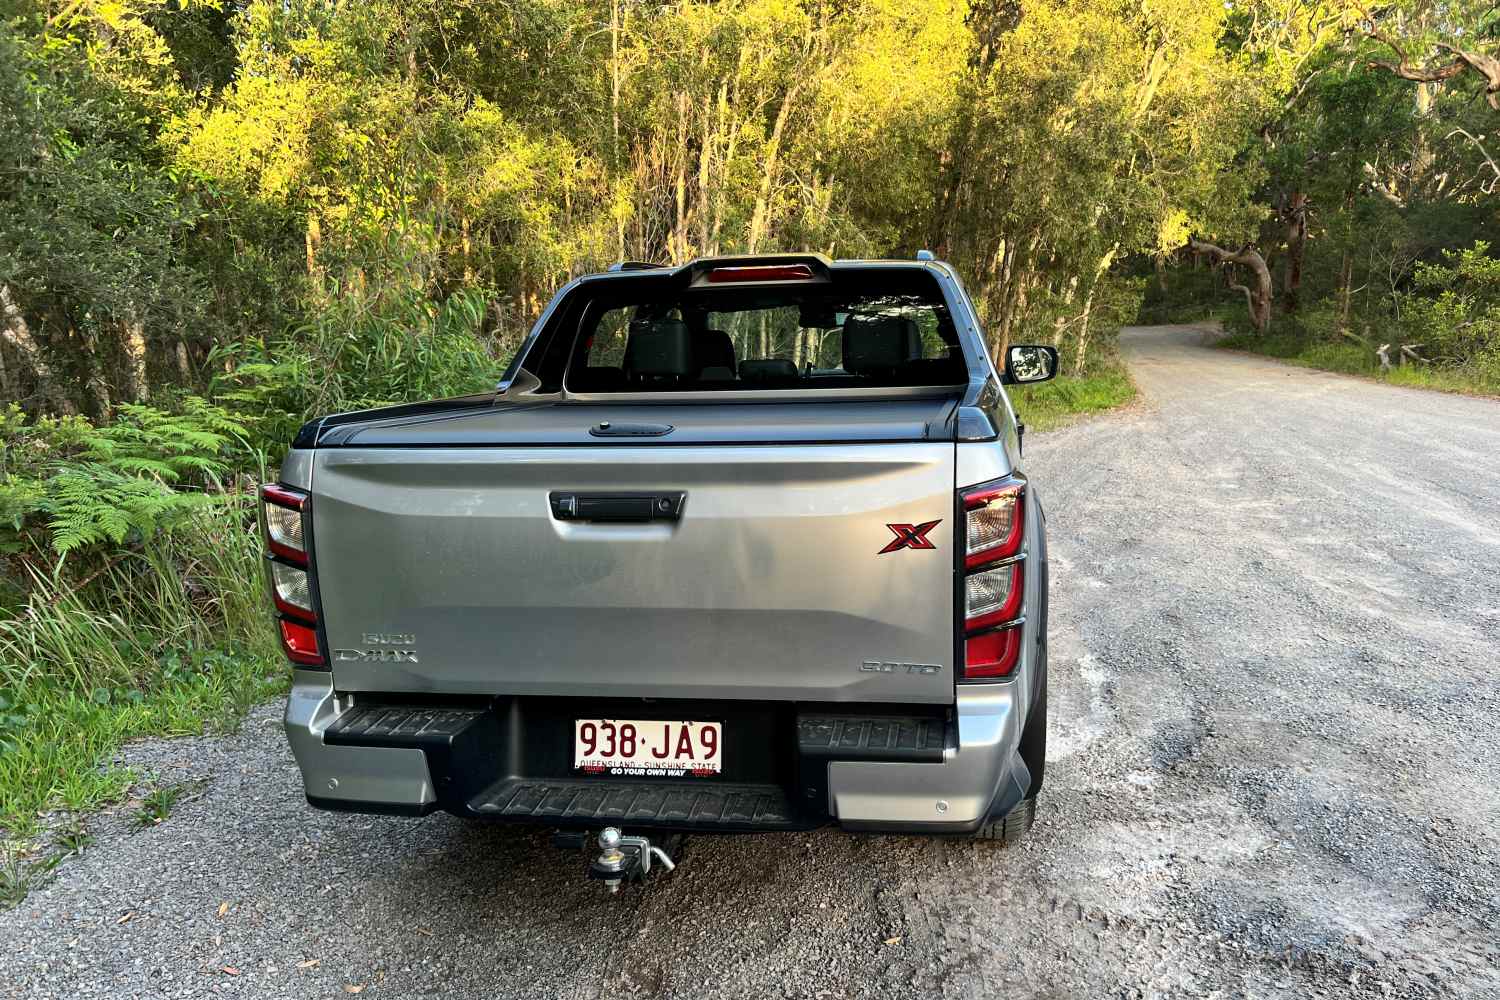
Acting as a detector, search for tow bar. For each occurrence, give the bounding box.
[554,827,677,893]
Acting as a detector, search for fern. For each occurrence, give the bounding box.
[44,469,206,554]
[0,399,244,558]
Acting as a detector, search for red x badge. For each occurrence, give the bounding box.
[879,519,942,554]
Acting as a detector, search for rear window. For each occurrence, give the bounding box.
[566,274,966,393]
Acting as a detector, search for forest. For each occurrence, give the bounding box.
[1,0,1498,845]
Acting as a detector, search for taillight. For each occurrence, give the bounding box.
[278,619,324,666]
[261,483,308,563]
[260,483,325,667]
[959,476,1026,680]
[269,559,316,619]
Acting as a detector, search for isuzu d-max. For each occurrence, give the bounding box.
[260,253,1055,874]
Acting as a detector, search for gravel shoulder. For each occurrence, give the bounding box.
[3,324,1498,999]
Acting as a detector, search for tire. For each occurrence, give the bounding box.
[971,796,1036,844]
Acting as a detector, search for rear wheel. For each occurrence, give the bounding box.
[971,796,1036,844]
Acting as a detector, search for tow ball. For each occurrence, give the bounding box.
[555,827,676,893]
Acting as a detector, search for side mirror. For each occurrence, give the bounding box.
[1004,345,1058,384]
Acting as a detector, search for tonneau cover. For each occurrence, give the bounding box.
[314,397,960,447]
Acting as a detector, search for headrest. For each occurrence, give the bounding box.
[698,329,736,376]
[842,314,920,373]
[739,358,799,383]
[573,366,625,391]
[624,318,693,377]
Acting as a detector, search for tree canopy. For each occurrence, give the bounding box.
[2,0,1498,414]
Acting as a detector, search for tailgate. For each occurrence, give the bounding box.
[309,443,956,703]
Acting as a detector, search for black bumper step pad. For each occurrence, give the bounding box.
[469,778,796,829]
[325,704,488,743]
[796,714,948,762]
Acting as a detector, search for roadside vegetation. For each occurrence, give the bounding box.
[1137,5,1500,396]
[1210,244,1500,397]
[1,0,1497,877]
[1011,363,1138,432]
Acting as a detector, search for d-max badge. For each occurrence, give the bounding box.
[879,520,941,553]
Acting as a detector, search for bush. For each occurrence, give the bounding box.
[1401,242,1500,369]
[216,285,507,457]
[0,398,272,694]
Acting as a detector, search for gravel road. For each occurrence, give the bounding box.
[3,324,1498,999]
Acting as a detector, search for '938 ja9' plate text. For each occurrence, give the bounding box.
[574,719,722,777]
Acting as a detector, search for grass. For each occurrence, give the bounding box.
[1219,329,1500,398]
[135,783,186,827]
[1009,362,1138,431]
[0,500,284,841]
[0,649,284,837]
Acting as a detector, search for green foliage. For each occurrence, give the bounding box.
[1404,243,1500,377]
[0,16,209,413]
[134,784,184,827]
[215,286,503,456]
[1220,315,1500,397]
[0,401,246,557]
[0,495,273,687]
[1009,364,1138,433]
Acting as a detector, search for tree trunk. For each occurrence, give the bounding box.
[610,0,624,260]
[123,319,149,402]
[1337,249,1354,335]
[1187,240,1273,333]
[1074,243,1119,376]
[1282,191,1307,312]
[0,284,70,412]
[697,91,712,255]
[305,212,322,278]
[175,339,193,385]
[747,82,799,254]
[673,92,690,263]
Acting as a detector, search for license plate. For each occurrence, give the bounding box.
[573,719,722,777]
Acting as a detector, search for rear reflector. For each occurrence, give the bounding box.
[964,627,1021,678]
[705,264,814,283]
[278,619,324,666]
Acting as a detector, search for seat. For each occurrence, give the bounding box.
[738,358,800,384]
[572,366,625,391]
[697,329,737,380]
[842,314,921,375]
[900,357,966,384]
[623,318,695,382]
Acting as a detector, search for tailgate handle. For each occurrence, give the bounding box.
[550,491,686,523]
[589,421,674,438]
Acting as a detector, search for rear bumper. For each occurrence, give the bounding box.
[283,670,1029,833]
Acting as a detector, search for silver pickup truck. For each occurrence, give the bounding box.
[260,253,1055,879]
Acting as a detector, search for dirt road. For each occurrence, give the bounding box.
[4,325,1498,998]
